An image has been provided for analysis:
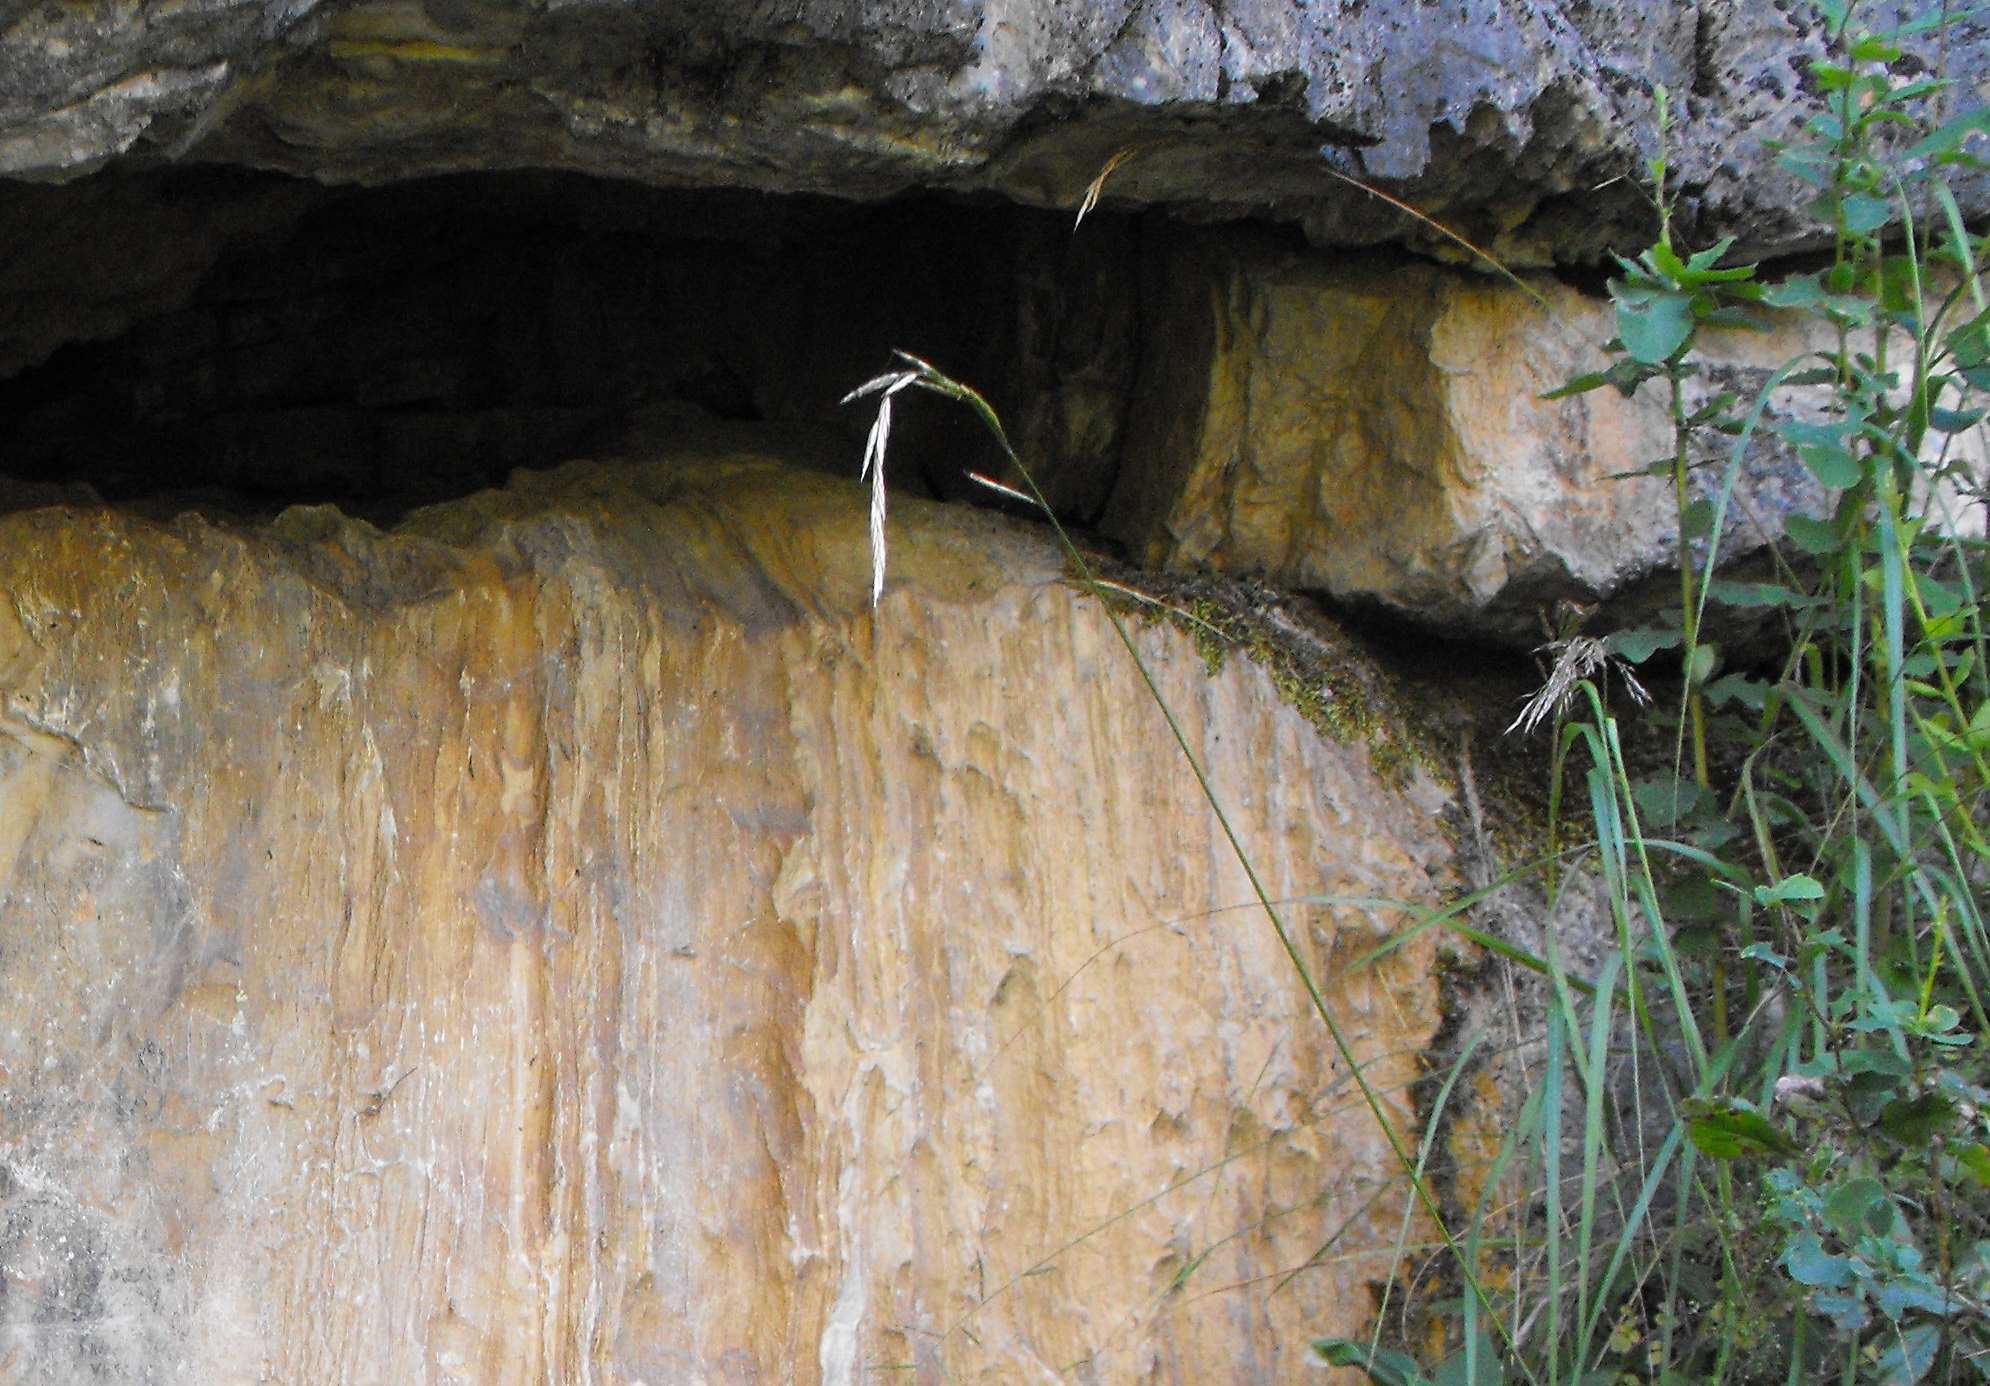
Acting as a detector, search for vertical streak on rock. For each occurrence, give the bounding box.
[485,578,555,1382]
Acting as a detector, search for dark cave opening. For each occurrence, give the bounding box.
[0,166,1145,525]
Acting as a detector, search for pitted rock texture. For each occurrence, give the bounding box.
[1095,233,1990,639]
[1,0,1983,262]
[0,437,1454,1383]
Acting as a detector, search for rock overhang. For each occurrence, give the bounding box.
[3,0,1985,263]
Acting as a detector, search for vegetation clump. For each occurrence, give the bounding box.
[1320,3,1990,1381]
[1075,561,1447,786]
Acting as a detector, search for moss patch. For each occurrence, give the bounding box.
[1067,559,1451,789]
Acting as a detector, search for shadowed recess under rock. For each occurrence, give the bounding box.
[0,168,1146,526]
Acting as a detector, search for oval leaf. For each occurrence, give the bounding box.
[1685,1096,1796,1159]
[1312,1339,1434,1386]
[1616,289,1694,364]
[1754,873,1825,907]
[1782,1232,1856,1288]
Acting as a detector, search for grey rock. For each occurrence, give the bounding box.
[0,0,1982,262]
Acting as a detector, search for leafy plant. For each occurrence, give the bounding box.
[1323,2,1990,1382]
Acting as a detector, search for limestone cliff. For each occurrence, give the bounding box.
[0,441,1455,1382]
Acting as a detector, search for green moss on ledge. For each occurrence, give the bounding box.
[1066,560,1449,790]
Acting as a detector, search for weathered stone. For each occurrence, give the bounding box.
[0,0,1983,263]
[0,436,1455,1382]
[1100,233,1989,640]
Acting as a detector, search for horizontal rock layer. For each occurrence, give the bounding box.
[0,441,1456,1382]
[1,0,1983,261]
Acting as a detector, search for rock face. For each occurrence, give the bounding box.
[1095,233,1989,638]
[0,440,1455,1382]
[0,7,1978,1371]
[1,0,1983,261]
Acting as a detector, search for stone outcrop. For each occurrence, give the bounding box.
[1093,233,1990,638]
[2,0,1983,263]
[0,6,1980,1371]
[0,436,1457,1382]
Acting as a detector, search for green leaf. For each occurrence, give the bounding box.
[1686,642,1719,687]
[1878,78,1950,108]
[1755,873,1826,907]
[1606,627,1681,662]
[1874,1323,1941,1385]
[1687,391,1741,427]
[1611,456,1680,481]
[1776,416,1856,449]
[1841,1049,1913,1078]
[1681,497,1715,539]
[1876,1280,1953,1320]
[1953,316,1990,369]
[1952,1142,1990,1187]
[1780,150,1834,185]
[1614,285,1695,364]
[1783,1231,1857,1288]
[1854,997,1921,1036]
[1812,1290,1870,1334]
[1431,1331,1503,1386]
[1647,239,1688,281]
[1785,514,1839,555]
[1824,1177,1891,1238]
[1633,777,1706,828]
[1799,442,1861,488]
[1929,404,1986,434]
[1842,193,1894,234]
[1740,942,1790,970]
[1704,673,1769,710]
[1915,573,1967,621]
[1684,236,1741,271]
[1707,579,1816,610]
[1311,1340,1434,1386]
[1762,274,1826,309]
[1685,1095,1796,1158]
[1906,107,1990,164]
[1882,1091,1957,1145]
[1542,370,1612,400]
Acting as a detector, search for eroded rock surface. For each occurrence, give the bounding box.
[1096,234,1989,638]
[1,0,1983,261]
[0,438,1454,1382]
